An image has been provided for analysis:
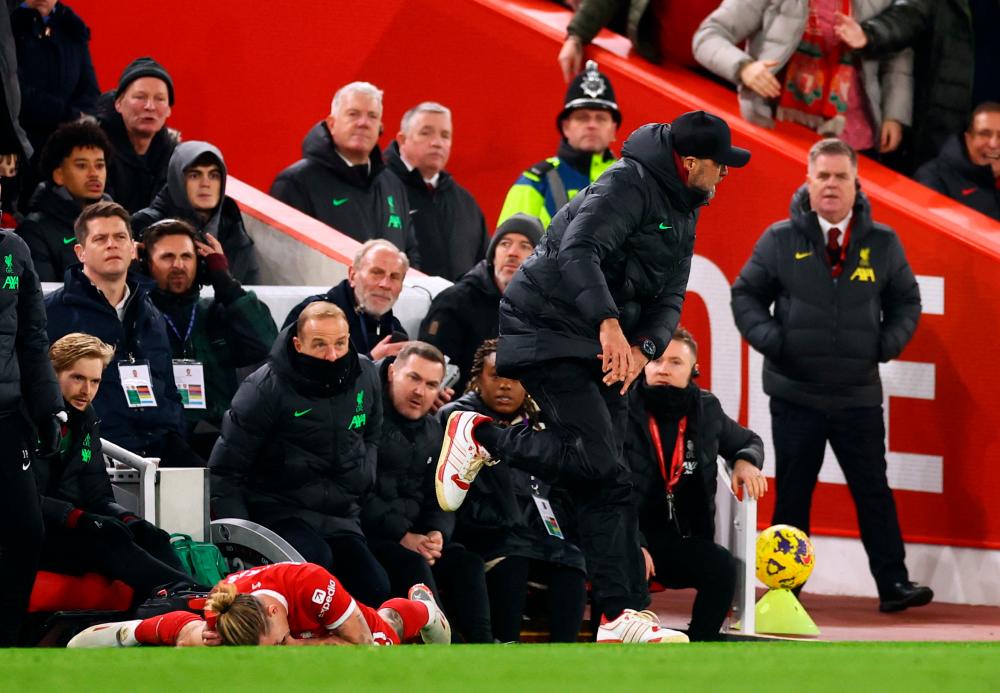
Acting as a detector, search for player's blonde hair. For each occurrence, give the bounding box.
[205,583,267,646]
[49,333,116,373]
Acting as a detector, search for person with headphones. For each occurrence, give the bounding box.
[141,219,276,459]
[624,326,766,641]
[270,81,420,267]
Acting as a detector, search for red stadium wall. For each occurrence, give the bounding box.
[71,0,1000,554]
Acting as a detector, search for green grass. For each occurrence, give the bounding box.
[2,642,998,692]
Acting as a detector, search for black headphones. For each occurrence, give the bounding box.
[692,364,701,378]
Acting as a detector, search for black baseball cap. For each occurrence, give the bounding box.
[670,110,750,168]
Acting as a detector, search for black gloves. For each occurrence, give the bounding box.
[36,411,68,458]
[76,512,134,543]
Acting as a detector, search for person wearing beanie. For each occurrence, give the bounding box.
[419,213,541,393]
[436,111,750,644]
[133,141,261,284]
[97,56,178,214]
[497,60,621,229]
[383,102,488,281]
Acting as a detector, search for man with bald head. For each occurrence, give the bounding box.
[271,81,420,265]
[210,300,389,607]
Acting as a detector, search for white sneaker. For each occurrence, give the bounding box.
[67,619,142,648]
[436,411,495,511]
[407,583,451,644]
[596,610,689,644]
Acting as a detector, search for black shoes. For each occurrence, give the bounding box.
[879,581,934,613]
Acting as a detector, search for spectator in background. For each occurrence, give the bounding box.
[209,301,390,608]
[270,81,420,266]
[625,327,765,641]
[363,342,493,643]
[834,0,1000,172]
[17,120,111,281]
[439,339,587,643]
[383,102,488,281]
[731,138,931,612]
[915,102,1000,221]
[0,186,64,646]
[97,57,178,214]
[36,333,196,608]
[44,201,201,467]
[133,141,260,285]
[141,220,277,460]
[1,4,32,219]
[11,1,99,159]
[497,60,621,229]
[693,0,912,157]
[419,214,542,393]
[283,239,411,360]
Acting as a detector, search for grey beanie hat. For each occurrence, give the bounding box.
[488,213,543,266]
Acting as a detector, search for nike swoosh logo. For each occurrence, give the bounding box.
[795,251,813,260]
[62,236,76,245]
[451,474,470,491]
[332,198,348,206]
[293,408,313,417]
[22,460,30,471]
[961,187,977,196]
[659,223,672,230]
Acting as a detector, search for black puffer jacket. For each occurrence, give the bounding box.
[16,182,110,282]
[731,187,921,411]
[497,123,708,372]
[418,260,500,393]
[625,383,763,542]
[97,97,179,214]
[270,122,420,266]
[209,328,382,538]
[383,141,487,280]
[438,392,586,571]
[0,229,62,423]
[33,402,131,529]
[859,0,996,168]
[361,358,453,543]
[132,142,260,285]
[915,134,1000,222]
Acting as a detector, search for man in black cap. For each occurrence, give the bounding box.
[97,56,178,213]
[418,213,542,393]
[497,60,621,229]
[436,111,750,643]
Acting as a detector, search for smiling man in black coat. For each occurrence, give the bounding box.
[435,111,750,643]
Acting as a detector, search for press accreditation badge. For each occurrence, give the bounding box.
[118,361,157,408]
[172,360,207,410]
[532,495,565,540]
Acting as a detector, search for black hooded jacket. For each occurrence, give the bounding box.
[270,122,420,266]
[97,96,179,214]
[209,328,382,538]
[731,187,922,411]
[915,134,1000,222]
[360,358,453,543]
[17,182,109,281]
[438,392,586,571]
[132,141,260,284]
[497,123,708,372]
[383,141,487,280]
[418,260,500,394]
[625,382,763,542]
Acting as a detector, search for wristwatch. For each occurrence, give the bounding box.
[639,338,656,360]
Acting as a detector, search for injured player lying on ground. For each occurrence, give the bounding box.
[67,562,450,647]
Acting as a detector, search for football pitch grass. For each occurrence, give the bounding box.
[2,641,998,692]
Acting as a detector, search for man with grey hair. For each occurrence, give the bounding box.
[383,101,487,281]
[283,239,412,361]
[270,81,420,265]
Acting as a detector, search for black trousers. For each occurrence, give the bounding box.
[271,518,390,607]
[770,397,908,594]
[38,524,192,607]
[486,556,587,643]
[372,539,493,643]
[491,359,648,619]
[0,415,43,646]
[646,532,739,641]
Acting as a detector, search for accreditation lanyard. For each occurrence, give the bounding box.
[355,311,382,353]
[647,414,687,520]
[162,303,198,356]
